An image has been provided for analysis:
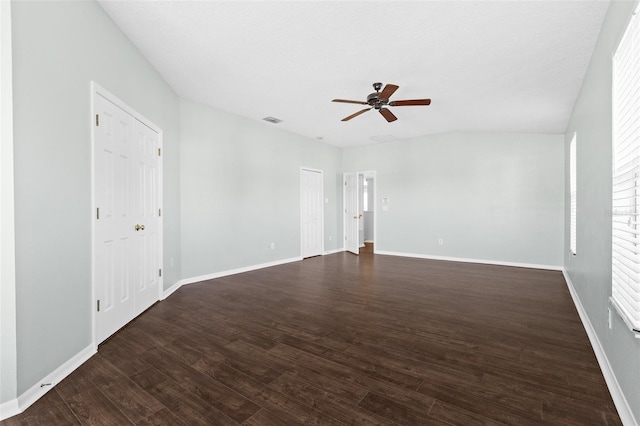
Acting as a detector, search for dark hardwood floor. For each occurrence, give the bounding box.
[2,252,622,425]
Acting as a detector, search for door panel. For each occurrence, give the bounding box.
[133,121,160,314]
[344,172,359,255]
[95,94,135,343]
[301,169,323,258]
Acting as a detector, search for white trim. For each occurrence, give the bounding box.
[174,257,303,290]
[324,248,345,255]
[0,399,19,421]
[375,250,562,271]
[161,280,182,300]
[563,270,638,426]
[0,345,96,421]
[609,296,640,338]
[0,0,17,415]
[92,82,161,133]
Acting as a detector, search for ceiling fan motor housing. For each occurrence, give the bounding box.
[367,92,389,109]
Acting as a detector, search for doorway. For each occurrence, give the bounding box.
[92,83,163,345]
[362,173,375,253]
[344,171,376,255]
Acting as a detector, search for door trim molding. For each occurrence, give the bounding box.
[90,82,163,349]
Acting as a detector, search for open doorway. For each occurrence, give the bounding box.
[344,171,375,255]
[361,172,375,254]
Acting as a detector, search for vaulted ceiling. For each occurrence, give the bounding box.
[98,1,610,148]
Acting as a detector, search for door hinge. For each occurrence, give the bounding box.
[345,181,347,186]
[158,148,161,157]
[97,300,100,312]
[159,269,162,277]
[345,236,347,240]
[96,207,100,220]
[158,208,162,217]
[95,114,99,127]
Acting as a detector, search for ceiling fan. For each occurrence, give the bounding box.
[332,82,431,122]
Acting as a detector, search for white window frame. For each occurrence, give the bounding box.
[569,133,577,256]
[611,4,640,336]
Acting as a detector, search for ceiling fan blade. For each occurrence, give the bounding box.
[389,99,431,106]
[379,108,397,122]
[379,84,399,100]
[342,108,372,121]
[332,99,368,105]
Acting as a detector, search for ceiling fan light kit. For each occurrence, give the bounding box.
[332,82,431,122]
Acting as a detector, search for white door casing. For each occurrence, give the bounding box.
[301,168,323,258]
[344,172,359,255]
[92,83,162,345]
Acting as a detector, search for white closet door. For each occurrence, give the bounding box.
[301,169,323,258]
[94,91,161,344]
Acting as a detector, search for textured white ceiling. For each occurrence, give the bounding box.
[98,0,610,148]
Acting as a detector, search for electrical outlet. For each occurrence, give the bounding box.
[270,242,276,250]
[438,238,444,246]
[328,235,332,241]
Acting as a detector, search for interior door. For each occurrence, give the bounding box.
[94,94,135,343]
[301,169,323,258]
[344,172,359,254]
[132,120,160,314]
[94,90,161,344]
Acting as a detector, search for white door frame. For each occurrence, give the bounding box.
[343,170,376,254]
[343,172,359,254]
[90,82,163,349]
[300,167,324,258]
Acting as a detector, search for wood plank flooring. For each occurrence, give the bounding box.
[2,253,622,425]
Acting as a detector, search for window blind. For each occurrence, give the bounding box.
[570,133,577,256]
[612,6,640,332]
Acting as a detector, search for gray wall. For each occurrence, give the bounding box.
[564,0,640,421]
[179,99,343,279]
[10,0,180,395]
[343,132,564,267]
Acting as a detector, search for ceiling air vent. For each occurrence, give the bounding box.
[263,116,282,124]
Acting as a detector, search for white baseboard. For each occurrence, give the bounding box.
[375,250,562,271]
[0,398,19,421]
[562,269,637,426]
[175,256,302,290]
[161,280,182,300]
[0,344,96,421]
[324,248,345,255]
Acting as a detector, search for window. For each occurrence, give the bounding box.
[612,5,640,333]
[569,133,577,256]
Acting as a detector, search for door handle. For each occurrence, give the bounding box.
[135,224,145,231]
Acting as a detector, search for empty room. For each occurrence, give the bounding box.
[1,0,639,425]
